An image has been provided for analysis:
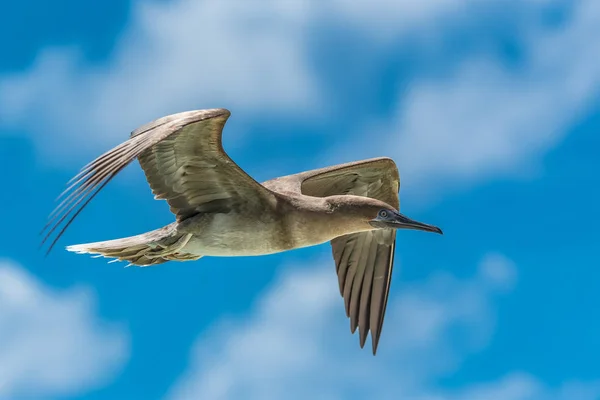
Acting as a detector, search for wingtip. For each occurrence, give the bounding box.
[359,328,368,349]
[39,238,57,258]
[371,336,380,356]
[359,334,367,349]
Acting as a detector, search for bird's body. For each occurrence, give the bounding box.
[42,108,442,354]
[177,194,338,256]
[169,194,337,257]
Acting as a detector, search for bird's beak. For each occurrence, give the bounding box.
[370,212,443,234]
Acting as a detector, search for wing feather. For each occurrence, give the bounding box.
[265,157,400,354]
[42,108,276,253]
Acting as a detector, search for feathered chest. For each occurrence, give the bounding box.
[176,211,293,256]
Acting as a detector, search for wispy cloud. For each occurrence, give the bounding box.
[397,0,600,191]
[0,0,320,158]
[330,0,600,196]
[0,260,128,399]
[4,0,596,197]
[0,0,560,168]
[167,253,599,400]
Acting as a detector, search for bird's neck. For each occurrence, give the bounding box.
[283,196,373,248]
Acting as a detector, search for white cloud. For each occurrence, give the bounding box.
[0,0,320,159]
[443,374,600,400]
[0,260,128,399]
[1,0,598,191]
[384,0,600,193]
[323,0,464,41]
[167,253,600,400]
[0,0,517,165]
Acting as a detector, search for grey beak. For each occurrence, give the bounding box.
[370,212,443,234]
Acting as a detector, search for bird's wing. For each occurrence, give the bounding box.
[42,108,277,253]
[264,157,399,354]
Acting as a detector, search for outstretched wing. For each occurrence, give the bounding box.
[42,108,277,253]
[263,157,400,354]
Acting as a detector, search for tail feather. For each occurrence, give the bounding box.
[66,224,201,266]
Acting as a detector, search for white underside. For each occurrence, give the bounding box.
[176,214,290,257]
[177,214,335,257]
[180,235,293,257]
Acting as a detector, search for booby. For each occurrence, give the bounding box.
[41,108,442,354]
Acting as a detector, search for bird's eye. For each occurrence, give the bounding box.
[379,210,388,218]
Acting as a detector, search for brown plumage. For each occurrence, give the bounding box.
[41,108,442,355]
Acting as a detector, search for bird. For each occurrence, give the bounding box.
[41,108,442,355]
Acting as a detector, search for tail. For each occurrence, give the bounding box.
[66,223,202,266]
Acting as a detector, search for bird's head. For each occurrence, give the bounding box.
[327,195,443,235]
[368,207,443,234]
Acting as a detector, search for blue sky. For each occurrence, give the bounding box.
[1,0,600,399]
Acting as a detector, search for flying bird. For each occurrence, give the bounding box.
[41,108,442,354]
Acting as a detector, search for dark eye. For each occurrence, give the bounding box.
[379,210,388,218]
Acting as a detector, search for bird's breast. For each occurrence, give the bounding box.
[176,212,296,256]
